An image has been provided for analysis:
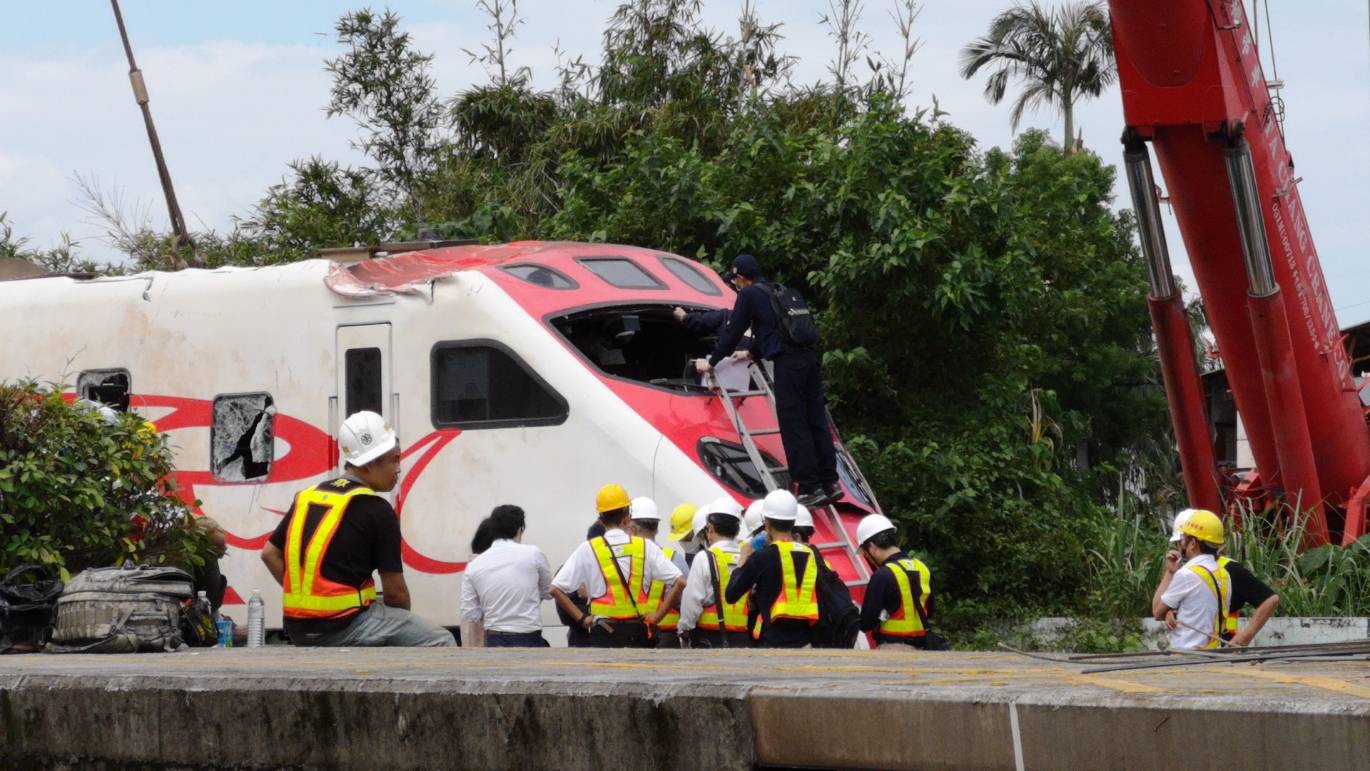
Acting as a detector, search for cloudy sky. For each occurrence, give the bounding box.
[2,1,1367,322]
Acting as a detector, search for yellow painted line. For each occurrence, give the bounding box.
[1231,668,1370,700]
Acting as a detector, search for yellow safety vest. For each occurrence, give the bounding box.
[282,481,379,619]
[1188,560,1232,650]
[589,536,648,620]
[760,541,819,635]
[879,557,932,638]
[644,546,680,631]
[1217,556,1239,638]
[698,545,749,632]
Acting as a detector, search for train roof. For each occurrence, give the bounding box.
[0,240,733,311]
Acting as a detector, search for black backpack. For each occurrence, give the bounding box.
[762,283,820,348]
[811,557,860,649]
[0,564,64,652]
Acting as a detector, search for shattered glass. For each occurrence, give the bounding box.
[211,393,274,482]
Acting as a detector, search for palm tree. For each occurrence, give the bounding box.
[959,1,1114,153]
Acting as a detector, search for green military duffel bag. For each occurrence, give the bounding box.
[49,564,193,653]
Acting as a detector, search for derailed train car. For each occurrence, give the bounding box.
[0,241,880,630]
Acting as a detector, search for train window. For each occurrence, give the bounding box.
[551,304,718,392]
[431,341,567,429]
[659,256,721,295]
[578,257,667,290]
[697,438,790,498]
[345,347,384,417]
[76,369,132,412]
[211,393,275,482]
[503,264,577,290]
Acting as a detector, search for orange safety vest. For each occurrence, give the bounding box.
[282,481,379,620]
[698,545,749,633]
[752,541,819,638]
[1188,560,1232,650]
[589,535,648,620]
[879,557,932,639]
[644,546,681,631]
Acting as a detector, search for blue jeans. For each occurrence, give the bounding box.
[484,630,549,648]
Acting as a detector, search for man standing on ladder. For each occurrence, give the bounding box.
[696,254,839,507]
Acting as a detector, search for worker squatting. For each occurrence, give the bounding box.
[262,410,1279,651]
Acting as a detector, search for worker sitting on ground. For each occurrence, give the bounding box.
[668,502,701,568]
[855,514,947,651]
[695,254,840,508]
[460,505,553,648]
[679,498,751,648]
[725,489,820,648]
[549,484,685,648]
[1168,509,1279,647]
[628,497,690,649]
[261,411,455,647]
[1152,509,1231,650]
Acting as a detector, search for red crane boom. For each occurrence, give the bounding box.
[1108,0,1370,545]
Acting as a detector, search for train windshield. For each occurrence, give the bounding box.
[551,303,723,392]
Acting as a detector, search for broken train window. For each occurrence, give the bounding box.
[212,393,275,482]
[76,368,132,412]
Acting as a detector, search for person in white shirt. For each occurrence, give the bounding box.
[459,505,553,648]
[678,497,751,649]
[549,483,685,648]
[1152,509,1231,650]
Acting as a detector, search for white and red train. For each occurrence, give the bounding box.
[1,241,879,630]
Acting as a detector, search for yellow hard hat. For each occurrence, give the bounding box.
[1179,509,1224,546]
[596,483,631,514]
[668,503,699,541]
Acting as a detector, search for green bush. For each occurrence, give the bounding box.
[0,381,215,579]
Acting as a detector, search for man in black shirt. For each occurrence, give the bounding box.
[725,489,819,648]
[1222,559,1280,646]
[696,254,839,507]
[260,411,454,647]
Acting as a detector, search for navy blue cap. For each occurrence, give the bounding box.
[732,253,761,278]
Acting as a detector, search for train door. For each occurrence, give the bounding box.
[335,323,394,475]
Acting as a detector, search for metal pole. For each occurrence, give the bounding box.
[1124,139,1223,512]
[110,0,197,269]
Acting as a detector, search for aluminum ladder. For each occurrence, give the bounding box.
[707,363,871,586]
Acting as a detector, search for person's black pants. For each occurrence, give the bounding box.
[484,630,550,648]
[771,350,838,490]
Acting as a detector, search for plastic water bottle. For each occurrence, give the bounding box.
[196,590,212,617]
[247,589,265,648]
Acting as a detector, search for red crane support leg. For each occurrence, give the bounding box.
[1149,293,1222,513]
[1248,288,1329,547]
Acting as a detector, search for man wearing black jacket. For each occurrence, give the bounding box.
[696,254,839,507]
[725,489,819,648]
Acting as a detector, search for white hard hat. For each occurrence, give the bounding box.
[338,410,397,467]
[856,513,897,547]
[762,489,798,521]
[743,500,766,535]
[692,507,711,538]
[630,497,660,521]
[706,496,744,520]
[794,504,813,529]
[1170,508,1198,543]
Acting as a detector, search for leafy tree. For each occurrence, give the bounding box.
[0,382,216,578]
[959,1,1114,153]
[326,9,445,214]
[243,157,393,262]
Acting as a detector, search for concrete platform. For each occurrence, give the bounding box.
[1,647,1368,769]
